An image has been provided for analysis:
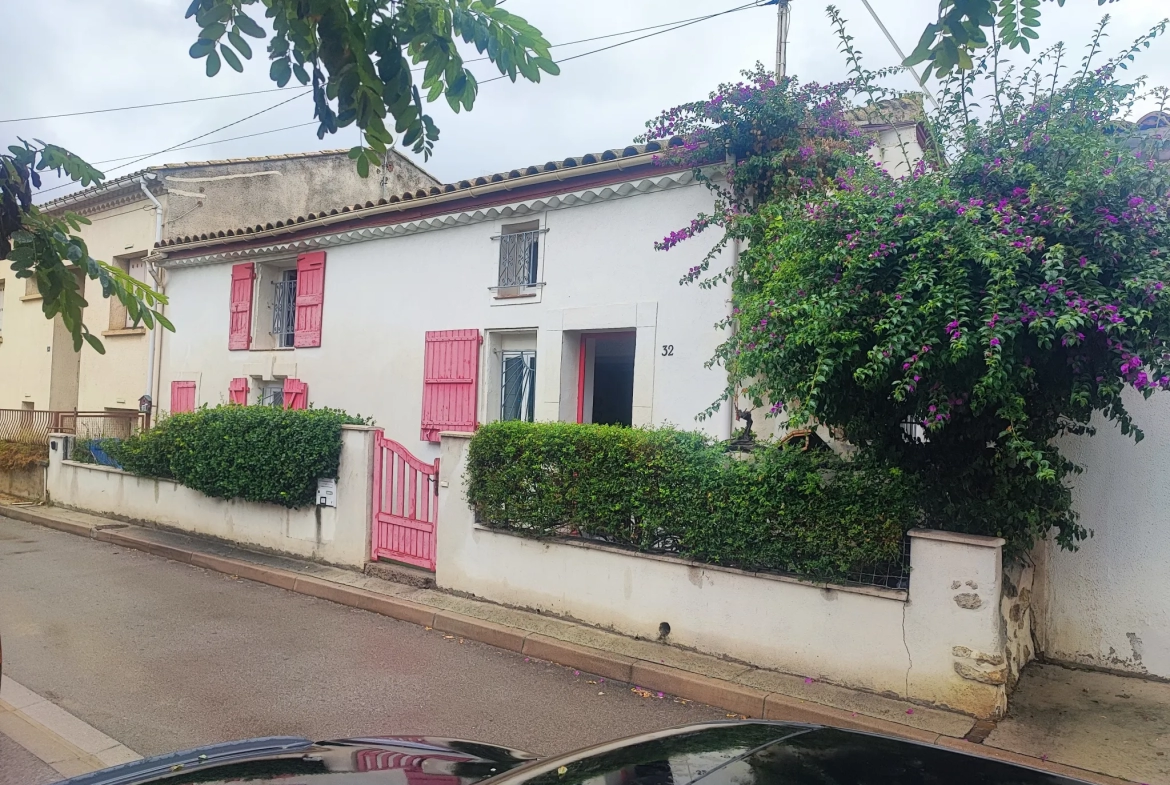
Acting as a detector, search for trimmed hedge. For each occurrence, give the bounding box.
[466,421,920,581]
[111,406,364,508]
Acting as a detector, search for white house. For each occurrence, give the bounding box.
[150,120,926,462]
[152,142,737,462]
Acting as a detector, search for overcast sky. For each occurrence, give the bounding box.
[7,0,1169,200]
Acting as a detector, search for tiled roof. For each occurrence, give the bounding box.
[153,96,927,253]
[155,138,692,251]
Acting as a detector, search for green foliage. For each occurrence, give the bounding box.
[652,15,1170,555]
[904,0,1121,78]
[115,406,363,507]
[467,422,920,583]
[71,437,125,467]
[183,0,558,164]
[1,140,173,353]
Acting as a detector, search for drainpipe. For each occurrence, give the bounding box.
[137,176,163,415]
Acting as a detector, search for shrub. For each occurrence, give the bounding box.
[115,406,364,507]
[70,438,124,467]
[466,421,920,582]
[646,17,1170,555]
[0,441,48,472]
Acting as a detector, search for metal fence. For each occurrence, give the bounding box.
[0,409,61,445]
[0,409,147,445]
[59,411,148,440]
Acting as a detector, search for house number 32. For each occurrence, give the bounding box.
[661,345,674,356]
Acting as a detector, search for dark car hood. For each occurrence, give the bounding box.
[60,734,536,785]
[60,721,1089,785]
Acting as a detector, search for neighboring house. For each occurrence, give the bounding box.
[0,149,436,414]
[150,114,924,462]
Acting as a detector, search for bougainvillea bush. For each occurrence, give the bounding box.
[645,12,1170,554]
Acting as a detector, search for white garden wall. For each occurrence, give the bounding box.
[1035,389,1170,679]
[45,425,375,568]
[435,433,1011,718]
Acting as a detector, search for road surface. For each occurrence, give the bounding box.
[0,514,725,781]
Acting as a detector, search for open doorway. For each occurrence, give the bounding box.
[577,332,635,427]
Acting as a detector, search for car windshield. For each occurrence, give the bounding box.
[501,726,1081,785]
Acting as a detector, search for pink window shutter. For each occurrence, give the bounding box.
[229,377,249,405]
[420,329,481,442]
[171,381,196,414]
[294,251,326,348]
[229,262,255,351]
[283,378,308,410]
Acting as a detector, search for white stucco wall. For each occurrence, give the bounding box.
[436,433,1009,718]
[158,176,733,459]
[45,426,374,567]
[1036,390,1170,678]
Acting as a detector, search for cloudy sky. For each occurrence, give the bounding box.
[7,0,1169,200]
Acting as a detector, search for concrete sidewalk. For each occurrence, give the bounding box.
[1,501,1151,784]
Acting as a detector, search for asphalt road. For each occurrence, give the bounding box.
[0,514,725,768]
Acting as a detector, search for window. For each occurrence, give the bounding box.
[501,350,536,422]
[272,269,297,347]
[259,382,284,408]
[496,221,542,290]
[238,252,326,351]
[108,256,149,330]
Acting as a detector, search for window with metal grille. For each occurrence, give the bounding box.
[501,350,536,422]
[271,269,297,347]
[259,382,284,408]
[497,228,541,288]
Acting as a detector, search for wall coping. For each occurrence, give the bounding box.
[908,528,1006,549]
[340,424,379,432]
[472,524,909,602]
[439,431,475,439]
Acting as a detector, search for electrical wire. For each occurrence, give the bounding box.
[1,87,296,125]
[33,2,767,198]
[88,121,318,166]
[35,90,312,196]
[479,1,765,84]
[4,6,764,125]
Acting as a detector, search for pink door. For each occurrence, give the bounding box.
[371,430,440,571]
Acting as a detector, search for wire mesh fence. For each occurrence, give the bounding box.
[59,412,147,441]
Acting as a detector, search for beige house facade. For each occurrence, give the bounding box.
[0,149,436,414]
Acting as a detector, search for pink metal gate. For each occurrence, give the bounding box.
[371,430,440,571]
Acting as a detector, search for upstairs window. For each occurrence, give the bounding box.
[271,269,297,348]
[494,221,543,296]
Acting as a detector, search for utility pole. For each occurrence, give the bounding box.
[775,0,791,79]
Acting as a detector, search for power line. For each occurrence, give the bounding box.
[480,1,765,84]
[36,90,312,196]
[1,87,296,125]
[89,121,318,166]
[33,3,767,198]
[4,8,763,125]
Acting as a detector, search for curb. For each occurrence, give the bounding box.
[2,504,1136,785]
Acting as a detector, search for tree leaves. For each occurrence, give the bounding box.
[186,0,556,162]
[2,141,174,354]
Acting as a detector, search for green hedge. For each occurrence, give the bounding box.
[111,406,365,508]
[466,421,921,582]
